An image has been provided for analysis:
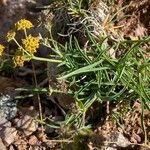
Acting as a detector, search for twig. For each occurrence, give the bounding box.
[32,62,44,134]
[104,141,150,149]
[45,139,73,143]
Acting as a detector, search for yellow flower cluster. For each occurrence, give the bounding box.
[12,49,25,67]
[22,35,39,54]
[15,19,33,31]
[0,44,5,56]
[6,30,16,42]
[5,19,40,67]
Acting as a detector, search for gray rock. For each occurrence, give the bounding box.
[110,132,130,148]
[0,94,17,120]
[103,132,130,150]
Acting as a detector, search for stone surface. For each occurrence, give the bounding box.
[104,132,130,149]
[9,145,15,150]
[28,135,38,145]
[15,116,37,136]
[14,138,28,150]
[1,127,17,146]
[14,106,38,136]
[0,94,17,120]
[0,138,7,150]
[0,115,11,130]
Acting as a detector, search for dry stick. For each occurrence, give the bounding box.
[45,139,73,143]
[32,62,44,133]
[104,141,150,149]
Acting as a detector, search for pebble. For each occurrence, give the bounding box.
[1,127,17,146]
[0,138,7,150]
[15,115,38,136]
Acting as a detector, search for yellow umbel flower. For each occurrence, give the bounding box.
[15,19,33,31]
[22,35,39,54]
[0,44,5,56]
[6,30,16,42]
[12,49,25,67]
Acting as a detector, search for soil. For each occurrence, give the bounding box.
[114,0,150,39]
[0,0,149,150]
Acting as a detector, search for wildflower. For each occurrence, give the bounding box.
[6,30,16,42]
[15,19,33,31]
[12,49,25,67]
[0,44,5,56]
[22,35,39,54]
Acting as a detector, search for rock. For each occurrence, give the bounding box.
[0,115,11,130]
[14,139,27,150]
[28,135,38,145]
[36,128,47,142]
[112,132,130,147]
[15,115,37,136]
[0,138,7,150]
[0,77,26,122]
[0,94,17,120]
[15,106,38,136]
[1,127,17,146]
[105,132,130,149]
[9,145,15,150]
[106,148,117,150]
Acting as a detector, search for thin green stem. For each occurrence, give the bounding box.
[32,62,44,134]
[24,29,27,38]
[13,38,30,56]
[13,38,22,48]
[32,56,62,63]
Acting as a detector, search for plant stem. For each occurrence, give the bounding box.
[13,38,30,56]
[32,56,62,63]
[32,62,44,134]
[24,29,27,38]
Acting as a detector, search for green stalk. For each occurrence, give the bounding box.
[13,38,30,56]
[24,29,27,38]
[32,56,62,63]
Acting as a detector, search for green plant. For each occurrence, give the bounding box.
[13,17,150,142]
[40,18,150,129]
[5,19,61,68]
[3,2,150,147]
